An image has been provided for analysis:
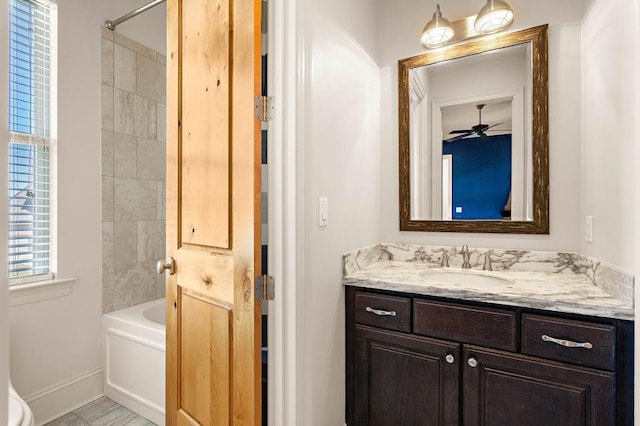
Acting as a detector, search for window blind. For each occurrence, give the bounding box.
[8,0,55,280]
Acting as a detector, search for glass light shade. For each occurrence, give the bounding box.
[420,4,454,48]
[474,0,514,34]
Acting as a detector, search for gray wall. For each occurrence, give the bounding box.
[101,29,166,313]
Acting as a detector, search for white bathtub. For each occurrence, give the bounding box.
[102,298,166,425]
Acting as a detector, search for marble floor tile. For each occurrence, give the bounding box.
[44,412,89,426]
[44,396,157,426]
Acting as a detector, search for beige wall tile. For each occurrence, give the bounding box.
[102,176,114,221]
[101,130,114,177]
[156,274,166,298]
[137,54,166,103]
[114,88,135,135]
[137,220,165,262]
[101,84,114,131]
[102,267,115,313]
[137,138,165,180]
[114,133,137,178]
[102,222,114,268]
[101,38,114,86]
[134,95,157,139]
[113,261,158,310]
[101,27,114,41]
[115,91,159,139]
[114,221,137,272]
[156,102,166,143]
[114,33,156,61]
[114,44,136,93]
[114,177,157,221]
[157,181,165,220]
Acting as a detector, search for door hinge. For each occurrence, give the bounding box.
[254,96,274,122]
[255,274,275,301]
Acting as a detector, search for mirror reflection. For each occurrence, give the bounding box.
[399,25,549,234]
[408,43,531,221]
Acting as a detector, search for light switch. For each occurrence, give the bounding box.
[455,206,463,214]
[319,197,328,227]
[585,215,593,243]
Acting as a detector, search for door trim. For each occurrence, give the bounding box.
[267,0,308,424]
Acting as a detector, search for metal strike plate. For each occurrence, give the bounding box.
[255,274,275,301]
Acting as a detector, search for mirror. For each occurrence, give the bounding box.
[399,25,548,234]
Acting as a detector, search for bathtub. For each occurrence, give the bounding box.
[102,298,166,425]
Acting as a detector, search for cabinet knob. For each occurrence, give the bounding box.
[467,357,478,368]
[445,354,455,364]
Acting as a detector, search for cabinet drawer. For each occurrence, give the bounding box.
[522,314,615,371]
[414,299,516,351]
[354,292,411,333]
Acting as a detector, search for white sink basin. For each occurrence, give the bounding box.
[420,269,514,286]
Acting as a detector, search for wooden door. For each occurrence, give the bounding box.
[462,345,615,426]
[352,325,460,426]
[165,0,262,424]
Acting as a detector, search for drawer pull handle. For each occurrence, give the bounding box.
[365,306,397,317]
[467,357,478,368]
[445,354,455,364]
[541,334,593,349]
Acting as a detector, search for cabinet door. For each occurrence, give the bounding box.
[354,325,460,426]
[463,345,615,426]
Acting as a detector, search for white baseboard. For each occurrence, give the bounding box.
[23,368,104,426]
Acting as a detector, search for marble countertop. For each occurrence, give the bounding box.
[343,244,635,321]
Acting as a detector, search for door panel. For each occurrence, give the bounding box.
[166,0,261,424]
[180,0,230,249]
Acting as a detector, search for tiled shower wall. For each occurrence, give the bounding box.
[100,29,166,313]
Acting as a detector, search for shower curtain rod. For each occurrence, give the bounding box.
[104,0,166,31]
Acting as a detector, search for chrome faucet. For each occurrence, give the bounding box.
[440,250,449,267]
[482,252,493,271]
[461,245,471,269]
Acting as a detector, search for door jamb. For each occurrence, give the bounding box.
[267,0,308,424]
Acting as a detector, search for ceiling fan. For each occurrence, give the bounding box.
[443,104,506,143]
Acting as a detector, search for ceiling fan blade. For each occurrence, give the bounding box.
[449,129,473,134]
[444,132,472,143]
[484,122,503,130]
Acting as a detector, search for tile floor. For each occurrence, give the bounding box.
[44,396,157,426]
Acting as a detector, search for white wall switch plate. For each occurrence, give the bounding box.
[319,197,328,227]
[585,215,593,243]
[455,206,463,213]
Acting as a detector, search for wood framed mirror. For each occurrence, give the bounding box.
[399,25,548,234]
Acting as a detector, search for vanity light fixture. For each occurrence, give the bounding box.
[474,0,514,34]
[420,4,455,49]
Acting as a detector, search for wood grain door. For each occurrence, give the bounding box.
[165,0,262,424]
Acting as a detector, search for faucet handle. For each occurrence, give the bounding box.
[482,252,493,271]
[440,250,449,267]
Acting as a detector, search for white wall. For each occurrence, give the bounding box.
[301,0,380,423]
[580,0,638,272]
[379,0,583,252]
[0,0,9,422]
[8,1,165,423]
[580,0,640,420]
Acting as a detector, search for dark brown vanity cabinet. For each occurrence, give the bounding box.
[345,287,633,426]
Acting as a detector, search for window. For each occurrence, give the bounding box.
[8,0,56,282]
